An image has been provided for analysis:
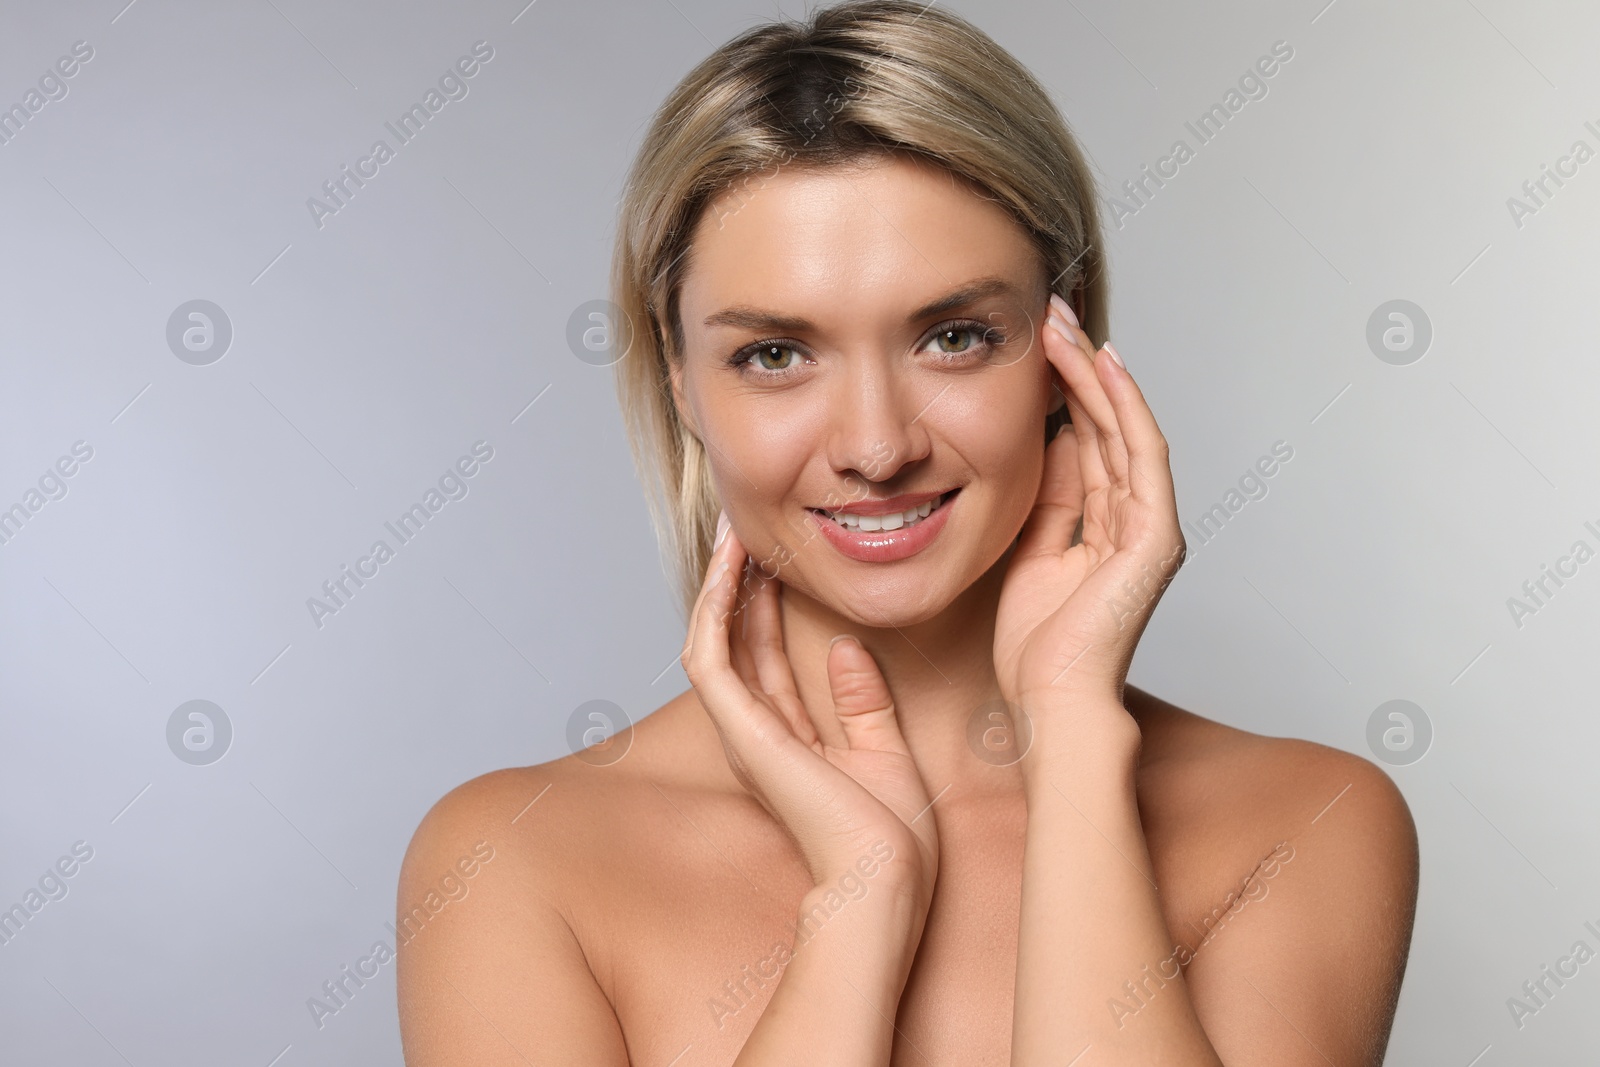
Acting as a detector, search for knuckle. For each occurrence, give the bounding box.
[831,671,886,707]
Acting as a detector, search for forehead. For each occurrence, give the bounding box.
[680,154,1041,322]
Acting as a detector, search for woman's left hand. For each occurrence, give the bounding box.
[993,293,1186,733]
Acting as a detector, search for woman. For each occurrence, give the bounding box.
[396,2,1419,1063]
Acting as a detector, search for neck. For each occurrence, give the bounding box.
[778,544,1025,798]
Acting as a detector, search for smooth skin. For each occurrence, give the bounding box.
[397,153,1419,1065]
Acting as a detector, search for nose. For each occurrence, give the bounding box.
[823,357,931,483]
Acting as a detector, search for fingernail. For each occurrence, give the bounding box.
[1103,342,1125,369]
[830,633,856,649]
[1047,314,1071,340]
[714,510,729,549]
[1050,292,1080,329]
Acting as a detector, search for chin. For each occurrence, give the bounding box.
[792,560,969,628]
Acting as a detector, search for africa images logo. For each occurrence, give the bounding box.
[306,41,495,229]
[305,441,494,629]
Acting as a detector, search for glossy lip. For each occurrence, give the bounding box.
[807,488,960,563]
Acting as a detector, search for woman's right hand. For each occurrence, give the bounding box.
[681,511,940,909]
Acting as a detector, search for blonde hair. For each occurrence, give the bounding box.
[610,0,1108,618]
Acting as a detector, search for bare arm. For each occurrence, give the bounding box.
[1011,705,1225,1064]
[1001,296,1416,1062]
[674,522,941,1064]
[1002,300,1226,1062]
[1010,706,1418,1065]
[731,851,931,1066]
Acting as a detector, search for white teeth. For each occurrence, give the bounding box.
[823,493,943,531]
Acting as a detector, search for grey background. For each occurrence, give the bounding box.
[1,0,1596,1062]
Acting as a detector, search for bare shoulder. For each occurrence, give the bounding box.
[399,689,720,909]
[1129,684,1418,872]
[398,760,577,904]
[1128,685,1420,1064]
[394,693,717,1065]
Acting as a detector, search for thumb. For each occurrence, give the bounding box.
[827,635,910,755]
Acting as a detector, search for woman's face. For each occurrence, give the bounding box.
[672,152,1060,626]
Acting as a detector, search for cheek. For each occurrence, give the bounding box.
[942,374,1048,494]
[720,404,810,468]
[969,419,1045,526]
[700,401,822,537]
[703,405,838,589]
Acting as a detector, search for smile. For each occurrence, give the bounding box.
[818,491,949,531]
[806,488,960,563]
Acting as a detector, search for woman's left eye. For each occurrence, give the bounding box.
[925,321,1004,358]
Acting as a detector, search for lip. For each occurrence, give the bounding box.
[807,488,960,563]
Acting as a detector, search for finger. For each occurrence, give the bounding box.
[1045,320,1111,495]
[681,528,764,737]
[683,526,819,776]
[1014,415,1086,559]
[682,536,738,676]
[1047,315,1127,487]
[728,559,762,689]
[827,636,911,757]
[745,567,821,747]
[1045,307,1129,487]
[682,509,739,661]
[1094,343,1179,512]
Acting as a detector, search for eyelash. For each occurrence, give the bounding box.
[726,319,1008,378]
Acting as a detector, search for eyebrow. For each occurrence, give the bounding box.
[701,276,1024,333]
